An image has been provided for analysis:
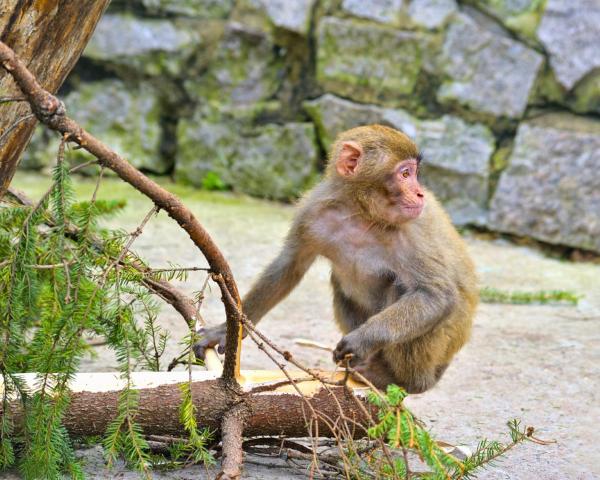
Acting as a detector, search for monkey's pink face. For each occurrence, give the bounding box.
[385,159,425,222]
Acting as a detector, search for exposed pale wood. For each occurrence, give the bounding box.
[0,0,110,197]
[205,349,224,374]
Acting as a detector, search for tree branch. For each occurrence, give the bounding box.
[0,41,242,381]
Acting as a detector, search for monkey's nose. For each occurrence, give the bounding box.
[417,192,424,198]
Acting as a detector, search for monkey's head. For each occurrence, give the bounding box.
[327,124,425,227]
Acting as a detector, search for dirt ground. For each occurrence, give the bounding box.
[7,173,600,479]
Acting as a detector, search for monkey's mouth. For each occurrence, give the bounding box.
[399,204,424,217]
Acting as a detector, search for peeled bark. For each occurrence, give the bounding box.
[0,0,110,197]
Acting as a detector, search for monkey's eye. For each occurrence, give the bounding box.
[401,169,410,178]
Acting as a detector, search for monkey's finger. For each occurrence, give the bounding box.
[333,347,350,362]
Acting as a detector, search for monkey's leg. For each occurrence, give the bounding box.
[352,350,398,390]
[381,334,451,394]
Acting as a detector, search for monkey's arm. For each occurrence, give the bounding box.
[243,227,318,325]
[333,285,457,362]
[194,218,317,360]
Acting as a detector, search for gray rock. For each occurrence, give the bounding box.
[437,13,543,119]
[418,116,494,225]
[304,94,494,224]
[176,107,319,200]
[184,22,283,105]
[490,114,600,252]
[341,0,403,24]
[537,0,600,91]
[248,0,316,35]
[341,0,456,29]
[316,17,423,106]
[408,0,458,29]
[24,79,167,174]
[141,0,234,18]
[84,14,203,77]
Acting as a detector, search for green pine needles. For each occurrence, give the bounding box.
[0,151,175,477]
[361,385,537,479]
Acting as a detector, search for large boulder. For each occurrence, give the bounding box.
[176,107,319,200]
[23,79,167,173]
[83,14,207,77]
[304,94,494,224]
[184,22,283,106]
[437,13,543,119]
[316,17,424,107]
[537,0,600,91]
[490,114,600,253]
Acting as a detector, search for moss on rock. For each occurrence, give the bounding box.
[23,79,167,174]
[316,17,425,107]
[176,105,319,200]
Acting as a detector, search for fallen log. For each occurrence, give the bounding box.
[1,371,372,439]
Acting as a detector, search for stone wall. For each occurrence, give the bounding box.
[23,0,600,253]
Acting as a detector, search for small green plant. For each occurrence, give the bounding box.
[480,287,581,305]
[201,171,227,191]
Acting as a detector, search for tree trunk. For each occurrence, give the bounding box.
[2,372,372,439]
[0,0,110,198]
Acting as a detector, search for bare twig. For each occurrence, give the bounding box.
[147,266,211,274]
[294,338,333,352]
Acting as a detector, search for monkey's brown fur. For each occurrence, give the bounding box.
[196,125,478,393]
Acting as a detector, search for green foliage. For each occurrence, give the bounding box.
[176,381,214,466]
[173,331,214,467]
[362,384,536,479]
[480,287,581,305]
[0,156,177,478]
[201,171,228,191]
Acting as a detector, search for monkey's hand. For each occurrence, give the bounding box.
[333,331,369,366]
[193,323,227,360]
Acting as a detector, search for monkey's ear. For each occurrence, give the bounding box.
[336,141,363,177]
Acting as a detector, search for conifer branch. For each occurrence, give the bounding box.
[0,40,243,382]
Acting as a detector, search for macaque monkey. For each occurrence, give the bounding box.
[195,125,478,393]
